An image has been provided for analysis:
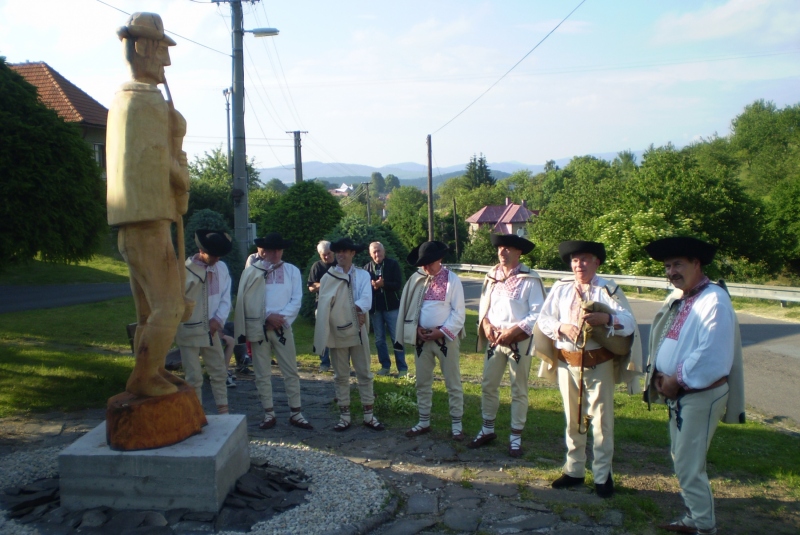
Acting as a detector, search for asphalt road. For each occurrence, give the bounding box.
[0,283,131,314]
[462,278,800,426]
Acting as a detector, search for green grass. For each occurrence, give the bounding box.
[0,254,129,285]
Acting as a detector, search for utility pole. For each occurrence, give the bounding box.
[426,135,433,241]
[362,182,371,225]
[231,0,249,261]
[453,197,459,259]
[286,130,308,184]
[223,88,232,175]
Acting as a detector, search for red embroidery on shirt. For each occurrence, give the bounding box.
[666,293,701,340]
[265,265,284,285]
[491,266,523,300]
[424,268,449,301]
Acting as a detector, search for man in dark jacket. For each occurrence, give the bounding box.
[364,242,407,376]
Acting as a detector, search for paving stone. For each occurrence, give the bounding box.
[122,527,173,535]
[104,510,148,532]
[440,467,464,480]
[599,509,624,527]
[365,459,392,469]
[443,485,480,502]
[451,497,481,509]
[429,443,458,460]
[510,500,550,512]
[380,516,439,535]
[140,511,168,527]
[80,508,108,528]
[410,473,445,490]
[406,492,438,515]
[165,507,189,525]
[474,481,519,497]
[474,469,514,482]
[551,528,594,535]
[493,512,559,531]
[172,519,214,532]
[443,505,482,532]
[560,507,592,526]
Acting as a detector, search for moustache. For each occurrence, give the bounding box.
[669,275,683,282]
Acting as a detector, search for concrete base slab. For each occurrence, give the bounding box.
[59,415,249,513]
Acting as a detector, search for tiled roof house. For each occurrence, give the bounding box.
[465,197,538,236]
[9,61,108,178]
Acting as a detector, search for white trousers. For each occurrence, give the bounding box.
[668,383,729,531]
[415,338,463,419]
[557,359,614,484]
[251,325,302,410]
[481,343,532,430]
[330,338,374,408]
[180,332,228,408]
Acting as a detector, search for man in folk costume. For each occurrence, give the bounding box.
[396,241,467,440]
[234,233,312,431]
[175,230,233,414]
[644,237,745,535]
[313,238,385,432]
[535,240,641,498]
[469,233,546,457]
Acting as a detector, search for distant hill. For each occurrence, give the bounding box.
[256,150,646,186]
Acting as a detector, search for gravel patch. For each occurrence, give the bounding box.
[233,440,389,535]
[0,441,388,535]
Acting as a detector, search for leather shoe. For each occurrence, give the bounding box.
[288,416,313,430]
[658,519,712,534]
[258,416,276,430]
[595,475,614,498]
[508,444,523,458]
[451,431,466,441]
[467,432,497,449]
[551,474,585,489]
[405,425,431,438]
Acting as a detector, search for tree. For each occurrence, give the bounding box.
[463,153,494,189]
[184,209,243,292]
[258,181,344,268]
[185,147,259,227]
[264,178,288,194]
[385,186,428,250]
[384,173,400,192]
[460,226,497,265]
[0,58,106,268]
[248,188,282,238]
[370,171,385,194]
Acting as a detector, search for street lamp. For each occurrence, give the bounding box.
[229,0,278,261]
[222,87,231,175]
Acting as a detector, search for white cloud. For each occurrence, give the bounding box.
[652,0,800,46]
[515,19,591,35]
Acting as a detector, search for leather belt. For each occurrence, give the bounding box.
[558,347,614,368]
[681,376,728,395]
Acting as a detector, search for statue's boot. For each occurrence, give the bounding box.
[127,324,179,397]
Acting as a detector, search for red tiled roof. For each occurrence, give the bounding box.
[466,203,538,225]
[9,62,107,127]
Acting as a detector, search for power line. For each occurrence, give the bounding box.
[432,0,588,135]
[95,0,230,57]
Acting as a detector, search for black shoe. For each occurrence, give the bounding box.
[595,475,614,498]
[551,474,585,489]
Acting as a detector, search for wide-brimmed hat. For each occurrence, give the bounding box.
[117,12,176,45]
[645,236,717,266]
[407,241,448,267]
[490,233,535,255]
[330,237,366,253]
[558,240,606,265]
[195,229,232,257]
[254,232,293,250]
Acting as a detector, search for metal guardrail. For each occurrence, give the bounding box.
[447,264,800,304]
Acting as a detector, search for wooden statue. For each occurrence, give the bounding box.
[105,12,205,450]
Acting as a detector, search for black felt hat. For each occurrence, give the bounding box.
[645,236,717,266]
[558,240,606,265]
[407,241,449,267]
[490,233,535,255]
[330,237,366,253]
[195,229,233,257]
[254,232,293,250]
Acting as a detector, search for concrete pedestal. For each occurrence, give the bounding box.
[59,415,249,513]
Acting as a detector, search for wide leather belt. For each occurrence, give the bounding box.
[681,376,728,395]
[558,347,614,368]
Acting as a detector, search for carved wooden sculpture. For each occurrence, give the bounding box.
[105,12,205,450]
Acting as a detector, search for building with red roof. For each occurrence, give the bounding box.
[9,61,108,178]
[465,197,538,236]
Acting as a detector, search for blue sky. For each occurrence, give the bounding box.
[1,0,798,172]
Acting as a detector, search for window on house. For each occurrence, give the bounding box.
[94,143,106,170]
